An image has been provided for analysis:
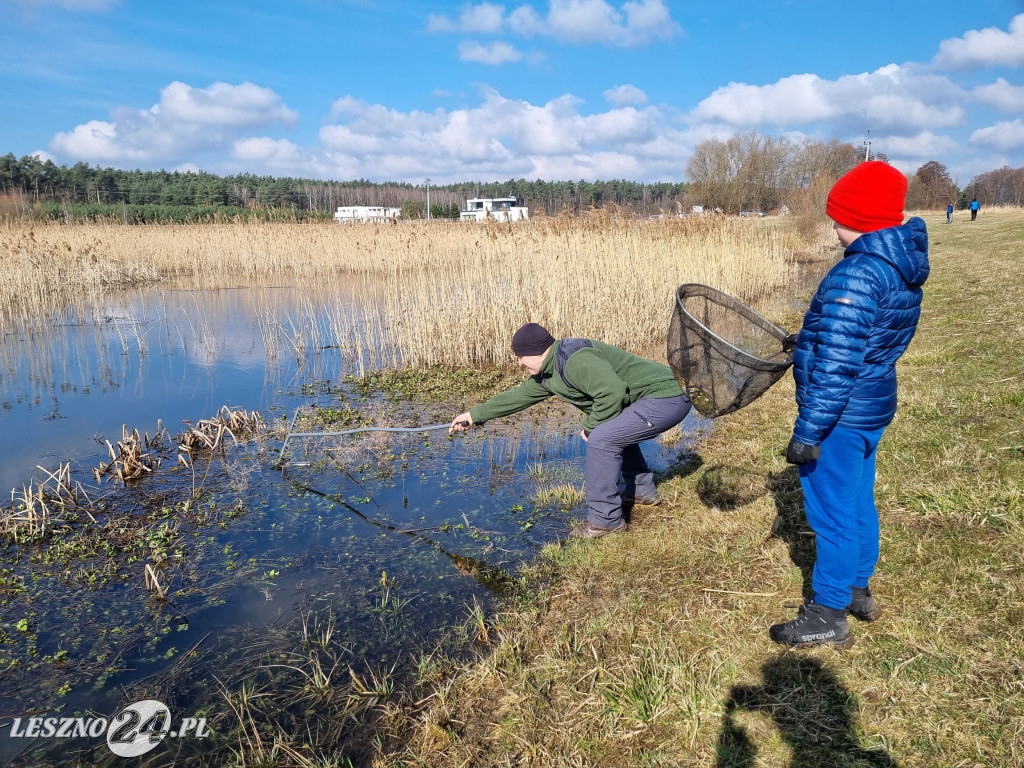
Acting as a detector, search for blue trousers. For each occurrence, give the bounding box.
[585,394,691,527]
[798,425,886,610]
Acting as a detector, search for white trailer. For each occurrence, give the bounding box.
[334,206,401,223]
[459,196,529,222]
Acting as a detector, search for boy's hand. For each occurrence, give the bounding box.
[785,438,821,465]
[449,413,473,434]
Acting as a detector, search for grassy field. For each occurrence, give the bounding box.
[369,208,1024,767]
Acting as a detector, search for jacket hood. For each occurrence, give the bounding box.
[848,216,930,288]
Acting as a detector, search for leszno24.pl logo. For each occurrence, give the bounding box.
[8,699,210,757]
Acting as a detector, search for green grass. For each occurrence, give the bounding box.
[370,208,1024,768]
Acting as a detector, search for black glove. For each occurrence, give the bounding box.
[785,438,821,465]
[782,333,799,352]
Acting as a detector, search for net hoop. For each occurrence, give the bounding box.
[667,283,794,418]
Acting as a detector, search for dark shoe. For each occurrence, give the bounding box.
[849,586,880,622]
[621,494,663,507]
[769,601,853,649]
[569,519,627,539]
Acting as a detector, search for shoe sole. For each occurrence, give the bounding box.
[568,523,628,539]
[788,634,855,649]
[622,498,663,507]
[849,608,880,622]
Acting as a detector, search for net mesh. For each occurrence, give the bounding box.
[667,283,794,418]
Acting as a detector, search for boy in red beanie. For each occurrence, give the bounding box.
[771,161,930,648]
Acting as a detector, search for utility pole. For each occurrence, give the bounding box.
[425,178,431,221]
[863,130,871,162]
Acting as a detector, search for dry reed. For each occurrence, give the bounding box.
[93,424,166,484]
[178,406,266,455]
[1,462,92,541]
[1,214,826,366]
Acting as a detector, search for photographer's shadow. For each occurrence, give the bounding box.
[716,655,900,767]
[767,466,816,601]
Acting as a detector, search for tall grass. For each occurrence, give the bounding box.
[1,213,822,365]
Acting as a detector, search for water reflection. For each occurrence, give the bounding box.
[0,284,369,494]
[0,286,699,765]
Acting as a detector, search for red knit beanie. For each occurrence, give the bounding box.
[825,161,908,233]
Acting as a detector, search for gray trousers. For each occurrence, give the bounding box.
[585,394,692,527]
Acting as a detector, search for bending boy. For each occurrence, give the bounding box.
[772,161,930,648]
[450,323,691,539]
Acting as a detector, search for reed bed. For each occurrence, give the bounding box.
[1,213,823,366]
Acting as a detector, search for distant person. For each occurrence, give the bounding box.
[946,202,953,224]
[450,324,691,539]
[772,161,929,648]
[970,197,980,221]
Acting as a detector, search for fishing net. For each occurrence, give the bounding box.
[667,283,795,418]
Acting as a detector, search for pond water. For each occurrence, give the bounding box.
[0,286,700,765]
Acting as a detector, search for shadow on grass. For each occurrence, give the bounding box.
[716,655,900,767]
[767,467,816,601]
[695,464,765,510]
[656,452,704,485]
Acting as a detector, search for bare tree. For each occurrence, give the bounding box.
[906,161,957,210]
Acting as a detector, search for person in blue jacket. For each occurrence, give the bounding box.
[946,202,953,224]
[970,197,980,220]
[771,161,930,648]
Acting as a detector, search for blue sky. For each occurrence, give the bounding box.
[2,0,1023,185]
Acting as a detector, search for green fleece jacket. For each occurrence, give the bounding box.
[469,340,684,432]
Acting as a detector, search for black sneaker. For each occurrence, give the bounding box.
[769,601,854,648]
[849,586,880,622]
[568,519,627,539]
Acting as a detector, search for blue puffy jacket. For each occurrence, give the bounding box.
[792,217,929,445]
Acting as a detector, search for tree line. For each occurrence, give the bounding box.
[684,132,1023,216]
[0,154,688,222]
[1,145,1020,224]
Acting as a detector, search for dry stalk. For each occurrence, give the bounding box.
[1,462,94,541]
[178,406,266,455]
[144,563,167,599]
[94,425,161,485]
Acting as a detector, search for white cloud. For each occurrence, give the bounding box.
[880,132,959,158]
[428,2,505,33]
[693,74,836,124]
[691,65,965,132]
[157,81,298,126]
[30,149,56,163]
[459,40,524,65]
[232,137,302,162]
[973,78,1024,113]
[934,14,1024,69]
[49,81,297,164]
[970,119,1024,151]
[50,120,152,163]
[430,0,681,47]
[310,89,690,183]
[604,84,647,106]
